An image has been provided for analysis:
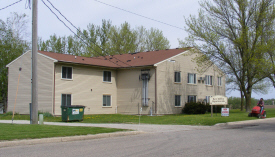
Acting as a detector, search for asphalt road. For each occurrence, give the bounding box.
[1,119,275,157]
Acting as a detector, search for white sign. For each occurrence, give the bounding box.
[210,95,228,105]
[72,109,79,115]
[221,108,229,116]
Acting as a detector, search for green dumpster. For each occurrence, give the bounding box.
[61,105,85,122]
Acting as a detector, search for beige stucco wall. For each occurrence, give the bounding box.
[156,51,226,114]
[54,64,117,115]
[7,51,54,114]
[116,67,156,115]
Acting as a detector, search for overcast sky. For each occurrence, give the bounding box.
[1,0,274,100]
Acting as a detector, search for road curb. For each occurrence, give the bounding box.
[0,131,144,148]
[214,117,275,127]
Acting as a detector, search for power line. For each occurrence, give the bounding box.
[0,0,23,11]
[94,0,185,31]
[41,0,132,67]
[42,0,132,67]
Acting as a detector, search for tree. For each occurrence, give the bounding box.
[0,13,30,111]
[183,0,275,111]
[108,22,137,55]
[38,20,170,57]
[144,27,170,51]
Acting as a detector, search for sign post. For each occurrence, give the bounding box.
[210,95,228,117]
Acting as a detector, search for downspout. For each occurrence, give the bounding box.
[155,67,157,114]
[53,63,56,115]
[214,69,216,95]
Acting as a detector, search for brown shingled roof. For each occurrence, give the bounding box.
[38,48,190,68]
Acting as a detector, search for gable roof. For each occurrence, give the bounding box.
[38,48,190,68]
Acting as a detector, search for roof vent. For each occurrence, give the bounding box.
[82,59,84,61]
[127,60,131,62]
[75,56,77,59]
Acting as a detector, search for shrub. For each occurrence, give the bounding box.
[43,112,53,117]
[183,102,207,114]
[2,111,19,116]
[38,111,53,117]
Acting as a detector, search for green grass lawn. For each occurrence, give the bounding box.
[0,123,126,141]
[1,108,275,141]
[2,108,275,126]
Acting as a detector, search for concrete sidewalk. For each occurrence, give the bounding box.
[1,118,274,148]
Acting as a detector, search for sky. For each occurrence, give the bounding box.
[0,0,274,99]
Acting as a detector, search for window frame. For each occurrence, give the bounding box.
[187,73,196,84]
[174,71,181,83]
[205,75,213,85]
[103,95,111,107]
[61,66,73,80]
[218,77,222,86]
[175,95,181,107]
[61,94,72,107]
[103,71,111,82]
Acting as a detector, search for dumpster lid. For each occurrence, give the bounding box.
[61,105,85,108]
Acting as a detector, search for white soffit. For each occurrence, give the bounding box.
[153,50,189,67]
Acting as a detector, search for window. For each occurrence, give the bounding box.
[103,71,111,82]
[62,66,72,79]
[103,95,111,106]
[174,72,181,83]
[188,73,196,84]
[61,94,71,106]
[188,95,196,103]
[205,75,213,85]
[218,77,222,86]
[206,96,211,103]
[175,95,181,106]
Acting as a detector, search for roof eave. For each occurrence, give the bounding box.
[153,49,190,66]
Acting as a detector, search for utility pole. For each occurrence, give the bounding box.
[31,0,38,124]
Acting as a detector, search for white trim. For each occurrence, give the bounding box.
[61,93,72,106]
[6,50,57,67]
[188,73,197,84]
[38,52,58,62]
[6,50,30,67]
[153,50,190,66]
[102,94,112,107]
